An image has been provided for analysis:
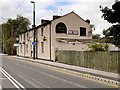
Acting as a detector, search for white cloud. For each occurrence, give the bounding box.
[54,1,114,36]
[0,0,55,22]
[0,0,115,36]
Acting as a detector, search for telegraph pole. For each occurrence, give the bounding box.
[11,25,14,56]
[31,1,36,60]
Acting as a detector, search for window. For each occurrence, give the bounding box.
[41,28,44,36]
[80,27,86,36]
[56,22,67,33]
[21,35,22,41]
[26,44,28,52]
[24,34,25,40]
[20,44,22,53]
[27,33,29,39]
[41,42,44,53]
[30,45,32,52]
[19,36,20,41]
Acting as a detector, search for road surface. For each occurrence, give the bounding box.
[0,55,118,90]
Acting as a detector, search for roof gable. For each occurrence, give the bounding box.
[20,11,90,35]
[52,11,90,25]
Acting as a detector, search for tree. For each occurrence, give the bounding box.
[92,34,101,39]
[0,25,2,52]
[2,15,30,54]
[100,1,120,48]
[88,43,108,51]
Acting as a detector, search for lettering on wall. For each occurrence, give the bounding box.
[56,22,67,33]
[68,30,78,35]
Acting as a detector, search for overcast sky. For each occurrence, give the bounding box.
[0,0,117,36]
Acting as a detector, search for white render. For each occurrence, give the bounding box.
[108,44,119,51]
[17,12,92,61]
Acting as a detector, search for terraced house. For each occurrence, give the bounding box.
[17,12,92,61]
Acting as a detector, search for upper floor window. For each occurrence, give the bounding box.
[41,28,44,36]
[21,35,22,41]
[56,22,67,33]
[80,27,86,36]
[23,34,25,40]
[27,32,29,39]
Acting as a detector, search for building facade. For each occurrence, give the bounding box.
[17,12,92,61]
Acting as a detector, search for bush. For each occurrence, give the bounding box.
[88,43,108,51]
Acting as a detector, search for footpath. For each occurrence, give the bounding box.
[2,54,120,86]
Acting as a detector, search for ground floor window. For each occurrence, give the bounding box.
[20,44,22,53]
[26,44,28,52]
[41,42,44,53]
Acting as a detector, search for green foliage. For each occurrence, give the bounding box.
[100,1,120,47]
[92,34,101,39]
[100,1,120,24]
[103,25,120,46]
[14,15,31,37]
[88,43,108,51]
[4,38,12,55]
[1,15,30,54]
[0,25,2,48]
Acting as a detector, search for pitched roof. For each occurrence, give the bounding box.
[51,11,90,25]
[35,11,89,29]
[20,11,89,35]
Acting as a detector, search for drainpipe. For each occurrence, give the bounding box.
[36,30,38,59]
[50,24,52,61]
[24,44,25,57]
[24,34,25,57]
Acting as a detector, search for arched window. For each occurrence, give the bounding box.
[56,22,67,33]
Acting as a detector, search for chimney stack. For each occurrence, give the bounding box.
[53,15,61,20]
[41,19,50,24]
[85,19,90,24]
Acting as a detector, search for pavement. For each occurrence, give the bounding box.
[2,54,120,86]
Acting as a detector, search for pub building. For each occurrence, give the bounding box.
[17,11,92,61]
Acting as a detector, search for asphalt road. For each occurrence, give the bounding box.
[0,55,118,90]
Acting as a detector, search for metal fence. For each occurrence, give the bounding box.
[55,50,120,73]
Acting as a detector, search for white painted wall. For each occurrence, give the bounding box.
[18,12,92,61]
[108,44,119,51]
[18,31,34,58]
[37,25,50,60]
[50,12,92,60]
